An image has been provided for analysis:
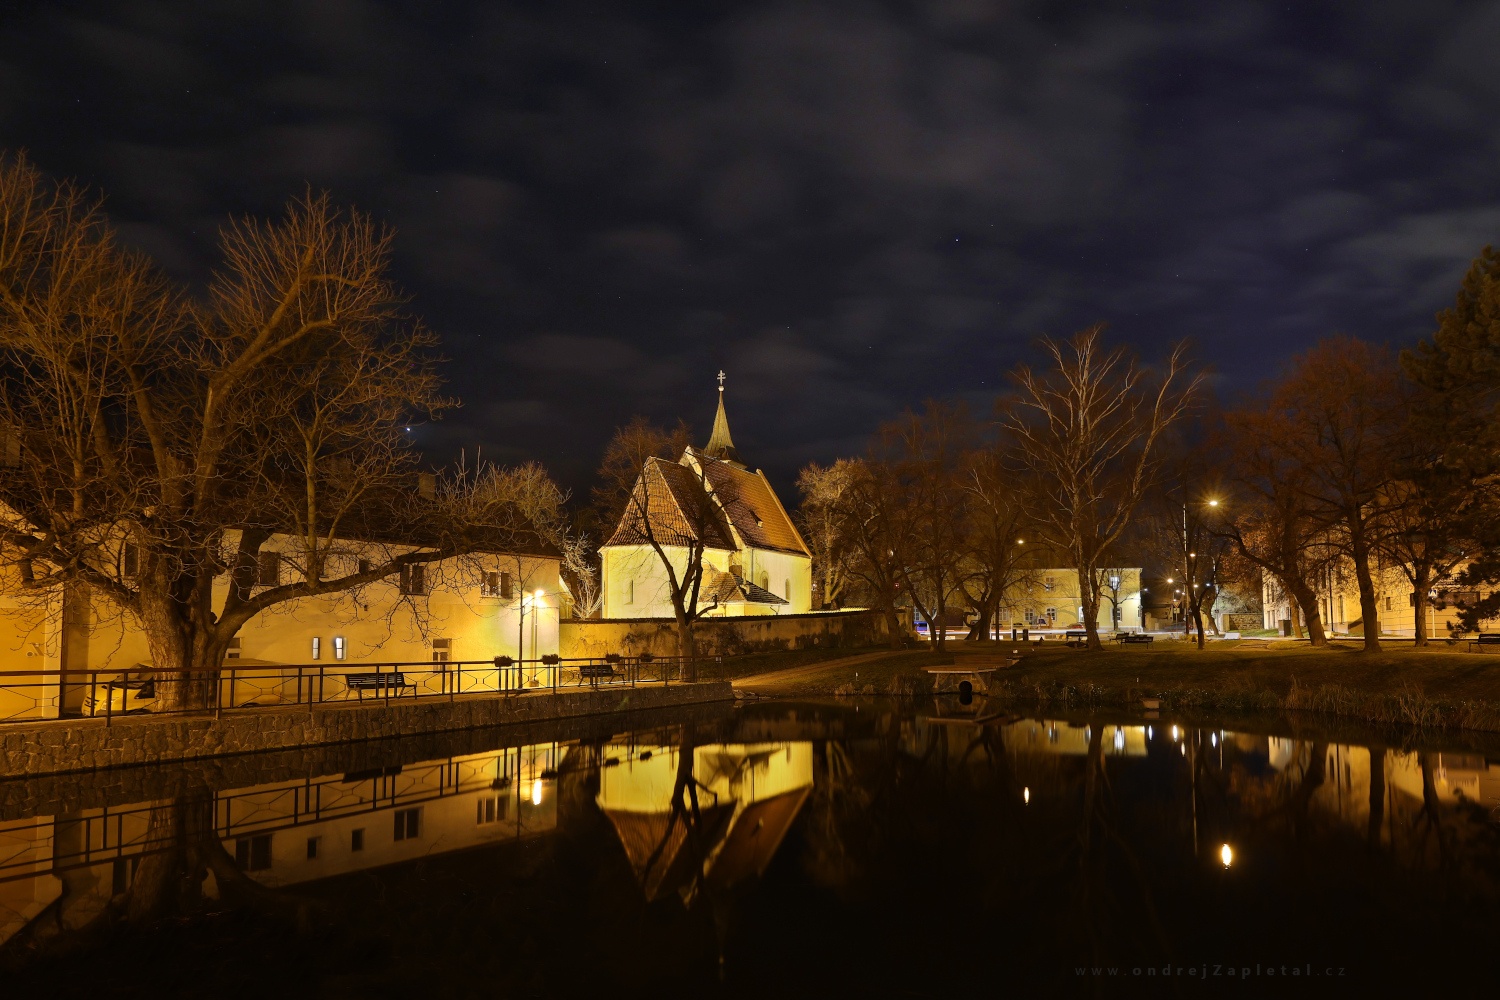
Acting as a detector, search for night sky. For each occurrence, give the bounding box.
[2,2,1495,494]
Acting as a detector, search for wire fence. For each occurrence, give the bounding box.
[0,652,717,726]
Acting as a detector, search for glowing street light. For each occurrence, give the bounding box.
[1220,843,1234,868]
[1023,787,1030,804]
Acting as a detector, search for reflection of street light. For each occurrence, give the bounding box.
[531,778,543,806]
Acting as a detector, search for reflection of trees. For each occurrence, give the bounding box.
[1064,724,1172,968]
[7,791,323,961]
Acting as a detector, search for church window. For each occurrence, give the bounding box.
[784,579,791,600]
[758,571,769,591]
[626,580,634,605]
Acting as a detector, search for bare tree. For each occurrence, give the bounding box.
[593,418,720,676]
[827,459,911,649]
[1004,327,1201,649]
[0,156,556,710]
[1145,443,1231,648]
[796,459,859,609]
[959,445,1032,640]
[1266,337,1406,651]
[1216,409,1333,645]
[876,403,972,650]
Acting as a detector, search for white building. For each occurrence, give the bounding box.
[599,385,812,620]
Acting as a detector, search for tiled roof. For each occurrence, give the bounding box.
[705,570,789,607]
[695,453,809,557]
[605,458,737,551]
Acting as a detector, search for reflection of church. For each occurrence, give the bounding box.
[596,741,815,903]
[599,378,813,620]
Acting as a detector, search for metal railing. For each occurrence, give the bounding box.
[0,741,570,887]
[0,652,718,726]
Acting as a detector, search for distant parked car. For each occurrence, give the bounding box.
[83,676,156,717]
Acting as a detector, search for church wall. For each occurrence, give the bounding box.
[737,547,813,615]
[601,544,734,620]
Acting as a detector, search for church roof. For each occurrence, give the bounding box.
[694,453,811,557]
[705,569,790,606]
[604,457,737,551]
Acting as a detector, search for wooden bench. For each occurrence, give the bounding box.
[1120,633,1155,645]
[578,663,616,686]
[1468,633,1500,652]
[345,672,409,698]
[1064,629,1089,647]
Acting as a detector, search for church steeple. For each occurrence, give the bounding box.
[704,370,741,464]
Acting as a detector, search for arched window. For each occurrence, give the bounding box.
[758,571,769,591]
[627,579,634,605]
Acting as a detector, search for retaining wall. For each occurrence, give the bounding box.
[0,681,733,779]
[561,609,894,659]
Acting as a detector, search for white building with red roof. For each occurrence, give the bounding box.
[599,383,813,619]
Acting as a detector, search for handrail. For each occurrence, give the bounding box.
[0,653,721,726]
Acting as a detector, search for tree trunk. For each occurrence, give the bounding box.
[675,613,697,682]
[965,596,995,641]
[1367,746,1385,849]
[883,599,905,649]
[1284,578,1328,646]
[1350,536,1383,652]
[1078,566,1103,650]
[139,592,219,713]
[1410,563,1432,647]
[1191,605,1205,649]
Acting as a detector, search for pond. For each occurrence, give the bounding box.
[3,698,1499,996]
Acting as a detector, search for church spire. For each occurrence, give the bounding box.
[704,370,740,463]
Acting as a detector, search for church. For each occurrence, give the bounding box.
[599,379,813,620]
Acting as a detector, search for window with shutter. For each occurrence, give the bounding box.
[257,551,280,587]
[400,564,427,595]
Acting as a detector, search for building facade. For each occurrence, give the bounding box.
[600,385,813,620]
[0,527,562,722]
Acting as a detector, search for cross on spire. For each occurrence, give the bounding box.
[717,369,726,391]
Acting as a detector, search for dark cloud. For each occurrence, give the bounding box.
[2,0,1498,495]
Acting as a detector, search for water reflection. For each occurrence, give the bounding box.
[4,705,1500,993]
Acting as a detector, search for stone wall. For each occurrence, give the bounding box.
[0,698,735,820]
[561,609,893,659]
[0,681,733,779]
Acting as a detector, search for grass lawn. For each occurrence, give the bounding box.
[974,638,1500,731]
[695,644,916,683]
[731,648,954,697]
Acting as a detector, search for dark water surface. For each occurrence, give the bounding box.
[3,698,1500,996]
